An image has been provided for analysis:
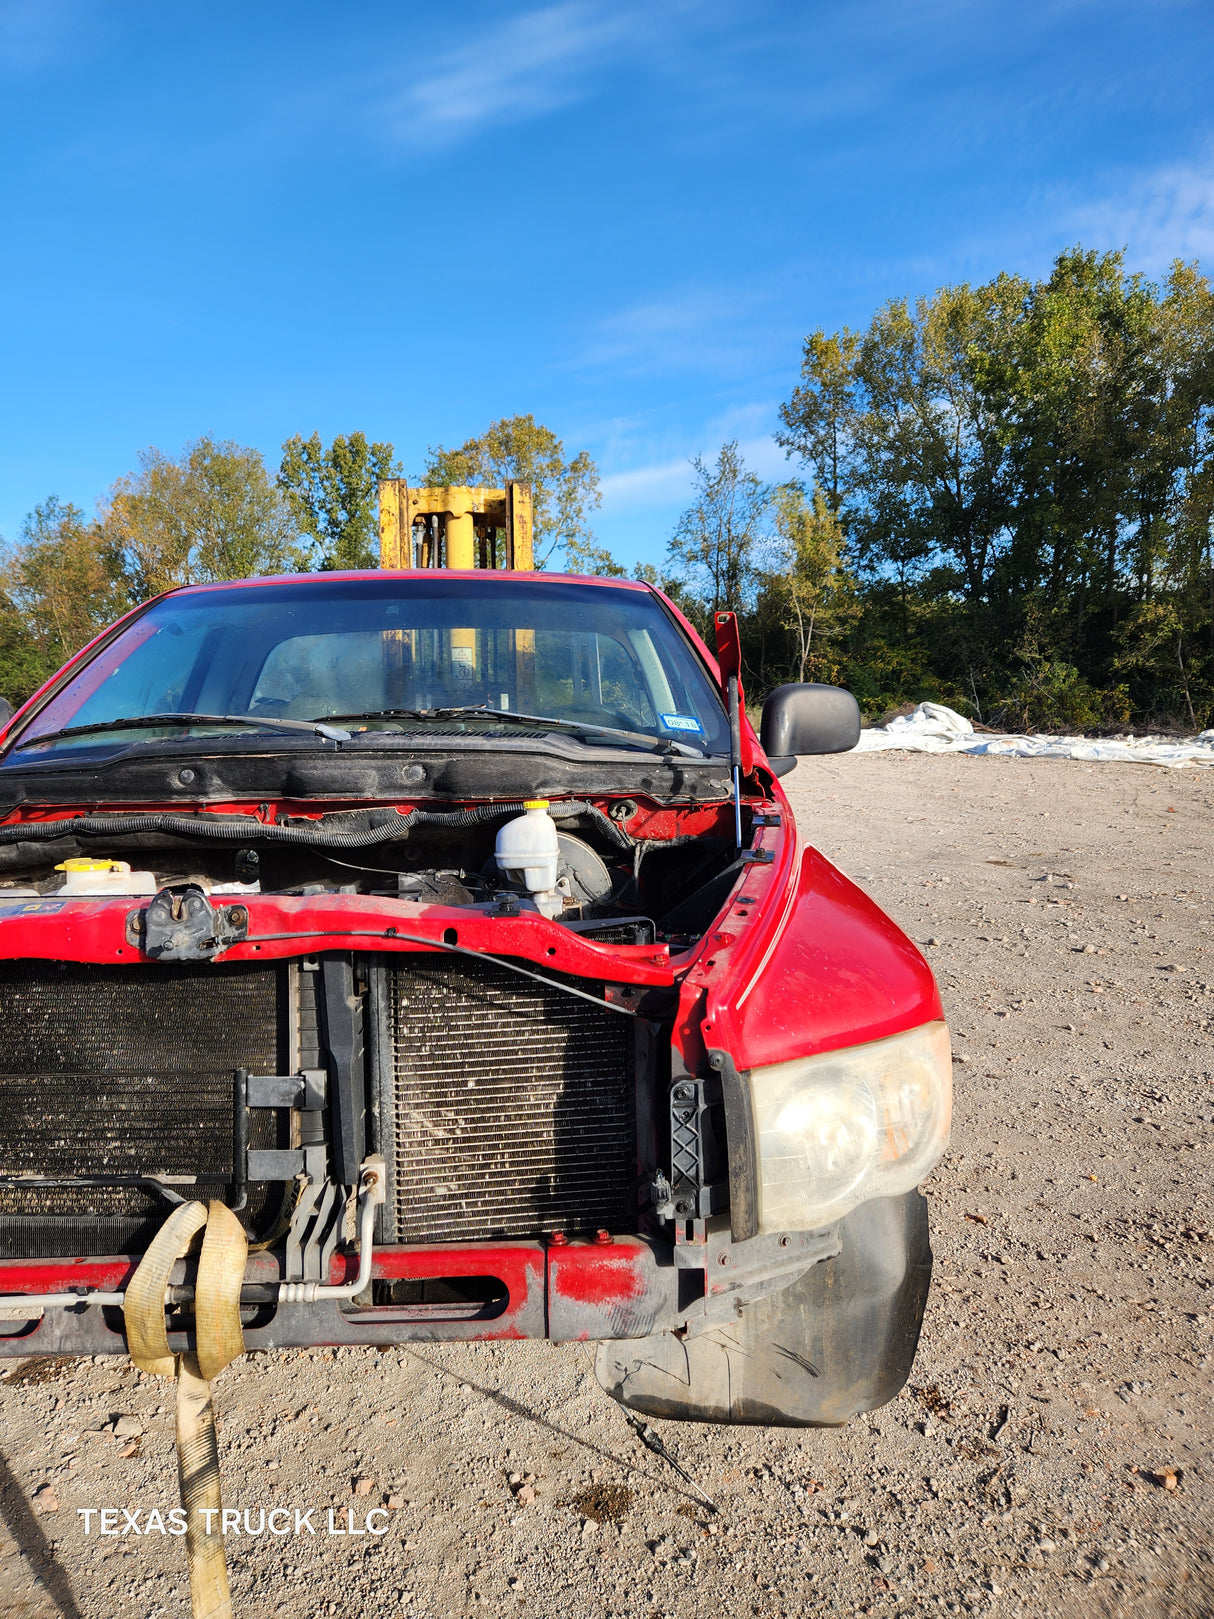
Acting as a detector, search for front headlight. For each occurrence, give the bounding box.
[751,1021,952,1233]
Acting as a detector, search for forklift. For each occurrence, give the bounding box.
[378,480,534,570]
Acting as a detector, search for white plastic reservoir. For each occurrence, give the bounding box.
[55,859,158,896]
[495,801,560,909]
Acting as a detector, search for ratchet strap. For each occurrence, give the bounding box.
[124,1200,248,1619]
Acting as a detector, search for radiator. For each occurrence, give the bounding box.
[0,960,287,1256]
[384,958,637,1243]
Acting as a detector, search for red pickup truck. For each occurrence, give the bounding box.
[0,570,948,1425]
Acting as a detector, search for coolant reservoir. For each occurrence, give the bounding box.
[495,800,560,902]
[55,858,158,897]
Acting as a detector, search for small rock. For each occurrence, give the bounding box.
[118,1442,139,1459]
[353,1477,375,1497]
[113,1416,143,1439]
[387,1494,405,1510]
[516,1484,535,1504]
[33,1484,59,1514]
[864,1529,880,1547]
[266,1460,279,1471]
[877,1556,893,1575]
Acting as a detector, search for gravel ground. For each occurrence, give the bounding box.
[1,752,1211,1619]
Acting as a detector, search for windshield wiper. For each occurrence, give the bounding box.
[318,705,707,758]
[13,712,352,749]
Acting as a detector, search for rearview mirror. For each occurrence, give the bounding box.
[760,683,861,775]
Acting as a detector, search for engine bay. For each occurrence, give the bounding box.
[0,797,752,947]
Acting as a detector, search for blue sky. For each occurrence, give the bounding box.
[1,0,1212,570]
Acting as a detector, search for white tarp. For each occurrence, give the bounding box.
[854,701,1214,768]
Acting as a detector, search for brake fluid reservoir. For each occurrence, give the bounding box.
[55,858,158,896]
[495,800,559,897]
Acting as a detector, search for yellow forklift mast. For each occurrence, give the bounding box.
[378,481,534,571]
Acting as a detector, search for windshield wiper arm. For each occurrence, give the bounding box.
[14,712,352,749]
[317,705,706,757]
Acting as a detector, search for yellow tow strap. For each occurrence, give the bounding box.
[124,1200,248,1619]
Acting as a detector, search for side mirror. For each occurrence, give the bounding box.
[760,683,861,776]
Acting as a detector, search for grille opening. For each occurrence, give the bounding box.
[370,1275,507,1308]
[382,956,637,1245]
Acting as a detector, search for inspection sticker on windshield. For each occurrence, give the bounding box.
[660,713,704,734]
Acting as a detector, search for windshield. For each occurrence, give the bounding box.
[9,576,729,758]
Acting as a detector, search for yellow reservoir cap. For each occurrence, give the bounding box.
[523,799,549,810]
[55,858,131,875]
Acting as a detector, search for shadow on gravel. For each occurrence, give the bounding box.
[405,1348,710,1513]
[0,1442,83,1619]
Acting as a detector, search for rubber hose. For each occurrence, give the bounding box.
[0,799,635,850]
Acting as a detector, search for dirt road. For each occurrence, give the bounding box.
[1,753,1211,1619]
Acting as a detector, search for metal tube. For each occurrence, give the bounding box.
[0,1158,386,1316]
[0,1291,126,1312]
[729,675,743,849]
[275,1192,378,1303]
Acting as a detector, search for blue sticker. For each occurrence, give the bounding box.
[660,713,704,734]
[0,899,67,916]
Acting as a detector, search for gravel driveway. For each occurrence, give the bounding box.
[1,753,1211,1619]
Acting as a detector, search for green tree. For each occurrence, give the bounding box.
[105,437,305,596]
[776,327,863,511]
[277,431,398,571]
[1003,249,1158,622]
[0,497,131,704]
[759,483,859,682]
[666,442,770,626]
[774,248,1214,725]
[421,414,602,569]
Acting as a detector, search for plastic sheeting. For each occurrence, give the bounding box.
[854,702,1214,768]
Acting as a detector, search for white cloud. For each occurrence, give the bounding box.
[600,457,692,507]
[1072,155,1214,273]
[599,426,792,515]
[383,3,640,147]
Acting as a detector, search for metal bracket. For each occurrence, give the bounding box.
[739,848,775,866]
[246,1070,327,1111]
[240,1070,328,1184]
[660,1073,727,1222]
[677,1219,840,1280]
[128,885,249,961]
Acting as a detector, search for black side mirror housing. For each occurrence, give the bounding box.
[760,683,862,776]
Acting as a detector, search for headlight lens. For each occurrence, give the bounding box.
[751,1021,952,1233]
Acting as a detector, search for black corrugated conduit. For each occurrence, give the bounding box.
[0,800,635,852]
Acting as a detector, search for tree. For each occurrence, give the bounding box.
[421,414,602,569]
[277,432,398,571]
[666,442,770,624]
[1003,249,1158,621]
[0,497,131,704]
[104,437,305,596]
[776,327,863,511]
[760,483,859,682]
